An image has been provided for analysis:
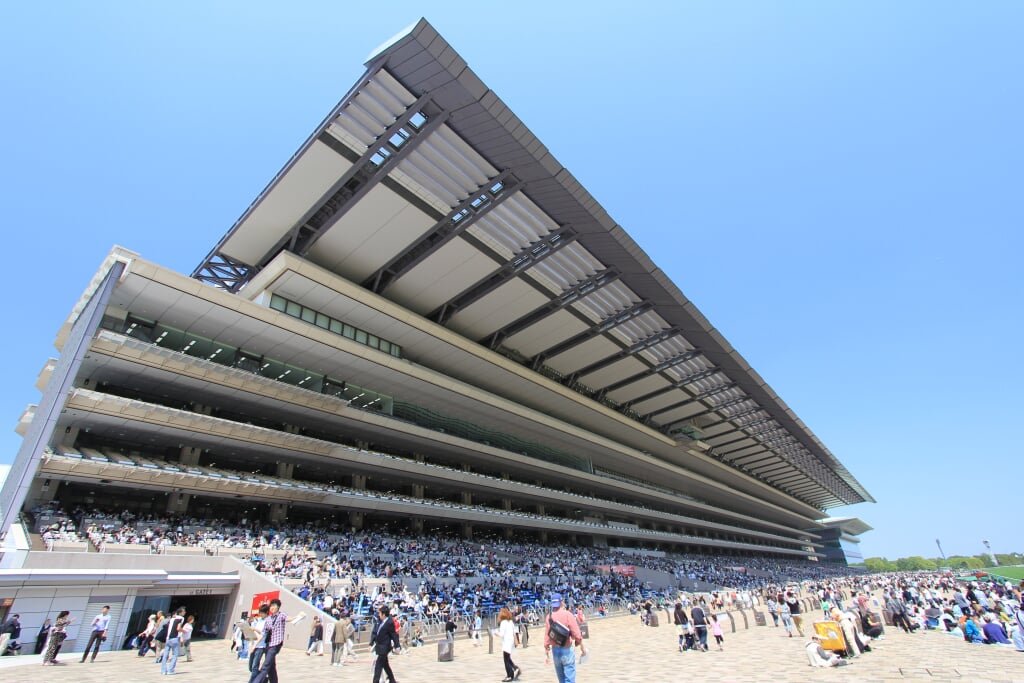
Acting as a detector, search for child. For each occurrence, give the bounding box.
[711,614,724,651]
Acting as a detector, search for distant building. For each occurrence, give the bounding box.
[817,517,872,565]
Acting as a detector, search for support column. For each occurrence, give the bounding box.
[461,523,473,540]
[167,492,191,514]
[350,511,364,531]
[192,403,213,416]
[501,498,512,511]
[352,474,366,490]
[412,484,425,499]
[276,462,294,479]
[536,504,545,516]
[411,518,424,534]
[179,446,201,467]
[269,502,288,523]
[460,491,473,505]
[503,527,513,540]
[283,424,302,435]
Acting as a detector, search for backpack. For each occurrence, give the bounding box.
[546,615,571,647]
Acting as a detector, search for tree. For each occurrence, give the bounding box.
[864,557,897,572]
[896,556,937,571]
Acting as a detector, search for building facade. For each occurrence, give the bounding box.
[2,19,871,561]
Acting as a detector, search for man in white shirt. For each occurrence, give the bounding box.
[81,605,111,663]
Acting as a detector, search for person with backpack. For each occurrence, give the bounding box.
[158,606,186,675]
[544,593,586,683]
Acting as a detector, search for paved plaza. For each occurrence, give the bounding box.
[2,611,1022,683]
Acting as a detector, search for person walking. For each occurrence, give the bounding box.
[159,607,186,675]
[42,611,73,666]
[180,615,195,663]
[306,615,323,656]
[544,593,587,683]
[137,613,158,657]
[471,609,482,647]
[785,591,805,637]
[494,607,521,681]
[248,604,270,674]
[672,602,690,652]
[34,618,51,655]
[80,605,111,663]
[371,605,401,683]
[711,613,724,651]
[250,599,299,683]
[690,603,709,651]
[779,596,796,637]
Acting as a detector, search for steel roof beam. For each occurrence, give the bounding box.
[363,170,521,295]
[193,253,259,293]
[281,94,450,261]
[429,225,578,325]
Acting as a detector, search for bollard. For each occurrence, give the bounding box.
[438,639,454,662]
[580,622,590,639]
[486,625,494,654]
[752,610,766,627]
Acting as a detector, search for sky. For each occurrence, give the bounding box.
[1,2,1021,562]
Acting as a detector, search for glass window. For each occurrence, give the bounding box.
[355,329,368,344]
[269,295,287,312]
[315,312,330,329]
[300,307,316,324]
[329,319,343,334]
[367,334,379,349]
[285,301,301,317]
[379,340,390,354]
[342,324,355,339]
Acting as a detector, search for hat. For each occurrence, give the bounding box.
[550,593,562,608]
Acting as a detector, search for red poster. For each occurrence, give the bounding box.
[251,590,280,613]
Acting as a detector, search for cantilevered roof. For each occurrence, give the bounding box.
[820,516,873,537]
[192,18,872,511]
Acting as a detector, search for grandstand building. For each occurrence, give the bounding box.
[0,18,871,647]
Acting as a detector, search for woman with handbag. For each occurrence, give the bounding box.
[42,610,73,666]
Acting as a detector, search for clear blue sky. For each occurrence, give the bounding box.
[1,2,1020,562]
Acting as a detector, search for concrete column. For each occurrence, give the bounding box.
[282,423,302,435]
[269,502,288,523]
[350,511,364,531]
[461,523,473,540]
[192,403,213,415]
[460,491,473,505]
[503,527,513,540]
[411,518,424,534]
[414,453,425,463]
[275,462,294,479]
[502,498,512,511]
[539,530,549,543]
[356,441,369,451]
[27,477,57,506]
[536,504,545,516]
[179,446,201,466]
[352,474,366,489]
[412,484,425,499]
[166,492,191,514]
[62,427,80,446]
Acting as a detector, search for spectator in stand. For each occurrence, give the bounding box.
[981,613,1010,645]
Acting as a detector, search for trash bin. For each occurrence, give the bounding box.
[438,640,453,662]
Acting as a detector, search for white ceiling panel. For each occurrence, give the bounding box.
[578,356,648,391]
[223,141,353,265]
[632,390,688,416]
[387,238,499,315]
[650,402,709,425]
[546,335,622,376]
[502,310,589,359]
[307,184,435,283]
[447,279,549,340]
[605,374,671,404]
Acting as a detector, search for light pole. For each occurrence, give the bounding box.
[935,538,947,563]
[983,540,998,566]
